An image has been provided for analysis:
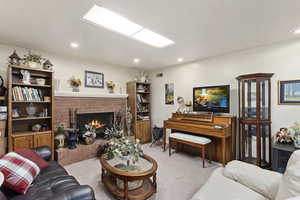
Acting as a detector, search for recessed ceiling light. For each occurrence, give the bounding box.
[177,58,183,62]
[132,29,175,48]
[133,58,140,63]
[83,5,175,48]
[294,28,300,35]
[70,42,79,48]
[83,5,143,36]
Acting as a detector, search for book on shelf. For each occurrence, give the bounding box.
[137,115,150,120]
[12,86,44,102]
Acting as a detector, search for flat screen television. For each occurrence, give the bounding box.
[193,85,230,113]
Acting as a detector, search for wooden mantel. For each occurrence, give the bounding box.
[55,91,128,98]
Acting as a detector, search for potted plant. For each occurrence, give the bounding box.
[69,76,82,92]
[291,122,300,148]
[106,81,116,93]
[23,52,45,69]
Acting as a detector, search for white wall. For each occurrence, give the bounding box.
[0,44,138,93]
[149,39,300,133]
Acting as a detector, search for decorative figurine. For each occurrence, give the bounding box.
[43,59,53,71]
[176,97,187,113]
[12,108,20,118]
[20,70,31,84]
[8,50,21,65]
[126,106,133,136]
[55,124,66,149]
[67,129,78,149]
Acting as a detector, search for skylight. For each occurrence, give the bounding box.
[132,29,175,48]
[83,5,175,48]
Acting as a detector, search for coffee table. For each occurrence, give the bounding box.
[100,154,158,200]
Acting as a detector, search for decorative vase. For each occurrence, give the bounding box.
[72,87,80,92]
[294,132,300,148]
[26,103,36,117]
[67,129,78,149]
[28,61,41,69]
[108,88,114,93]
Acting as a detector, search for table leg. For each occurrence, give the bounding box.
[222,137,226,166]
[163,127,166,152]
[124,179,128,200]
[153,173,157,193]
[101,168,104,183]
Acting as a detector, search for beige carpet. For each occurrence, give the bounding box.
[65,144,219,200]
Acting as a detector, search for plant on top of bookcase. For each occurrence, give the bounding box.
[23,51,45,69]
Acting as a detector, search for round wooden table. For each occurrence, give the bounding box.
[100,154,158,200]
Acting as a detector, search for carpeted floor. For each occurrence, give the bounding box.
[65,144,219,200]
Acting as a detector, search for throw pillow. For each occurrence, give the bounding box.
[0,152,40,194]
[15,148,49,170]
[224,160,282,200]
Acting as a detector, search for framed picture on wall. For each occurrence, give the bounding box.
[165,83,174,104]
[85,70,104,88]
[278,79,300,105]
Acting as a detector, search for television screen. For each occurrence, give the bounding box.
[193,85,230,113]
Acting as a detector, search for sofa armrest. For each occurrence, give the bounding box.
[224,160,282,200]
[47,185,95,200]
[33,146,52,161]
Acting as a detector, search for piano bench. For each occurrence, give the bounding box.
[169,132,212,168]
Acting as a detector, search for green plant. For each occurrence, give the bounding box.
[290,122,300,133]
[107,136,143,167]
[104,125,124,140]
[23,51,45,64]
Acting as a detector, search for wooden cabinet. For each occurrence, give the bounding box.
[7,65,54,158]
[34,132,52,147]
[237,73,274,168]
[12,135,34,149]
[136,120,151,143]
[127,81,152,143]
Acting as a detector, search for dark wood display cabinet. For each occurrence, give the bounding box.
[237,73,274,168]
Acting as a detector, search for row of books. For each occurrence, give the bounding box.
[136,94,148,103]
[12,86,44,102]
[137,115,150,120]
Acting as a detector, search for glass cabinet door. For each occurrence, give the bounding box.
[242,79,257,119]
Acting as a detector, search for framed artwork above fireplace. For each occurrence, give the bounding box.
[85,70,104,88]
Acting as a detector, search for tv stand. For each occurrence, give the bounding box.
[163,113,236,166]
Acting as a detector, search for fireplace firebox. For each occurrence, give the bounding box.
[77,112,114,138]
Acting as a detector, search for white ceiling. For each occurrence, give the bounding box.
[0,0,300,69]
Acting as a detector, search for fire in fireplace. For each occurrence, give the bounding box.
[77,112,114,138]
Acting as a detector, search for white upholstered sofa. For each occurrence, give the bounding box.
[191,150,300,200]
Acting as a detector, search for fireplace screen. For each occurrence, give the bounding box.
[77,112,114,137]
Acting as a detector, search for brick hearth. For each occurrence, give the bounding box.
[54,92,128,165]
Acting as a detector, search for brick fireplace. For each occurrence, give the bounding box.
[54,92,128,165]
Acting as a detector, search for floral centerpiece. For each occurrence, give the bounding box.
[290,122,300,148]
[106,81,116,93]
[275,128,293,144]
[23,51,45,69]
[69,76,82,92]
[107,136,143,170]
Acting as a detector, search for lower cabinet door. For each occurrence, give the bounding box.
[12,136,34,150]
[34,133,52,148]
[135,120,151,143]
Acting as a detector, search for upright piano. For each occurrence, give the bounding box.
[163,113,236,166]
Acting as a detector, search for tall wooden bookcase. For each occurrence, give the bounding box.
[127,81,151,143]
[7,65,54,158]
